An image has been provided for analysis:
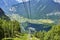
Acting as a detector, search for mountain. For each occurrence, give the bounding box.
[8,0,60,31]
[10,0,60,20]
[0,8,10,20]
[8,13,54,32]
[8,13,54,24]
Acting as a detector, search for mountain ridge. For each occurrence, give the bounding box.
[10,0,60,20]
[0,8,10,20]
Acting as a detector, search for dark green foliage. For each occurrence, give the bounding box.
[0,8,10,20]
[34,24,60,40]
[0,27,4,40]
[0,19,20,40]
[44,25,60,40]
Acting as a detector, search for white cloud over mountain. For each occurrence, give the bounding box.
[46,12,60,16]
[53,0,60,3]
[16,0,29,3]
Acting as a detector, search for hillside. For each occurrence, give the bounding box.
[0,8,10,20]
[10,0,60,20]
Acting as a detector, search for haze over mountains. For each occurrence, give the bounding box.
[9,0,60,20]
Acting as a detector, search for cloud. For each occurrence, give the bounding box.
[16,0,29,3]
[9,7,16,12]
[46,12,60,16]
[53,0,60,3]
